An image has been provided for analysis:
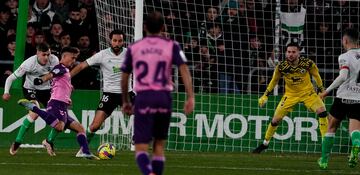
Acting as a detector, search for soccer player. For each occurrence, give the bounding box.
[318,28,360,169]
[17,47,98,159]
[121,12,195,175]
[70,29,135,156]
[252,42,329,153]
[2,43,59,156]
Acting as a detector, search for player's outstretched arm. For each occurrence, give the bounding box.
[70,61,89,78]
[2,73,17,101]
[34,72,54,85]
[320,68,348,99]
[179,64,195,115]
[309,62,325,93]
[259,66,281,107]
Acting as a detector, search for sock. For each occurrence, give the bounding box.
[351,130,360,147]
[321,133,335,161]
[47,128,59,144]
[32,106,59,127]
[318,117,328,138]
[86,130,95,144]
[152,156,165,175]
[264,123,278,144]
[15,117,34,143]
[136,151,152,175]
[77,133,90,154]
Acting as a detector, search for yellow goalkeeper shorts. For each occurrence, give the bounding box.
[273,91,325,119]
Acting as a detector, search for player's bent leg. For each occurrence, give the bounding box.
[315,107,329,138]
[42,122,64,156]
[87,110,108,144]
[69,121,99,160]
[253,117,282,154]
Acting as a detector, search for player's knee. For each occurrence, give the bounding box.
[54,126,64,132]
[89,124,99,133]
[54,122,65,132]
[318,111,328,118]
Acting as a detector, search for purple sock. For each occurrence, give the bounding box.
[152,156,165,175]
[32,107,59,127]
[136,151,152,175]
[77,133,90,154]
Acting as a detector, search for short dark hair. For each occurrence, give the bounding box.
[69,6,80,12]
[36,43,50,52]
[35,30,45,36]
[109,29,125,40]
[59,31,70,39]
[343,28,359,43]
[61,47,79,55]
[145,11,164,34]
[286,42,300,50]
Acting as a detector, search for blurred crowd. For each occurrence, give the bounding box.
[1,0,359,94]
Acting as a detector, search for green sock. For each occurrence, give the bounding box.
[15,118,34,143]
[86,131,95,144]
[321,134,335,161]
[351,130,360,147]
[47,128,59,144]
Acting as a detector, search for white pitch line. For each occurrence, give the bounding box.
[0,162,359,174]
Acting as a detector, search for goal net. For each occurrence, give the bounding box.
[94,0,359,154]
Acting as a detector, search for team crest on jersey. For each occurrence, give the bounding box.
[299,69,306,74]
[53,69,60,74]
[30,94,36,98]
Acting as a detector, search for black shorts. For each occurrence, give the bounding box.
[330,98,360,121]
[23,88,51,107]
[97,91,136,116]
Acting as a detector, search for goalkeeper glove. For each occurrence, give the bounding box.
[258,95,268,108]
[34,78,44,85]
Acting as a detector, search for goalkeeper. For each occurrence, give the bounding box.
[253,42,329,153]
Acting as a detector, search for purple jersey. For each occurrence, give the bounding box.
[121,36,187,93]
[50,64,72,104]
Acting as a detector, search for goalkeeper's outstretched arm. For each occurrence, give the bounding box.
[309,62,325,92]
[264,66,281,95]
[259,66,281,107]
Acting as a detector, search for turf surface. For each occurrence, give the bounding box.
[0,148,359,175]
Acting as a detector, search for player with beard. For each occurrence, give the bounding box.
[70,29,135,156]
[252,42,329,154]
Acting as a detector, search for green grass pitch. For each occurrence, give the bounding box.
[0,148,359,175]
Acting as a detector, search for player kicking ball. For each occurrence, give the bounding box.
[18,47,99,160]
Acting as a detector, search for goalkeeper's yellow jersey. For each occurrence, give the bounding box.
[265,57,324,96]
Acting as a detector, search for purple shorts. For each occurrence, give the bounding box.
[133,91,172,144]
[47,100,75,128]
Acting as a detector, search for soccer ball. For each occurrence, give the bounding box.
[97,143,116,160]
